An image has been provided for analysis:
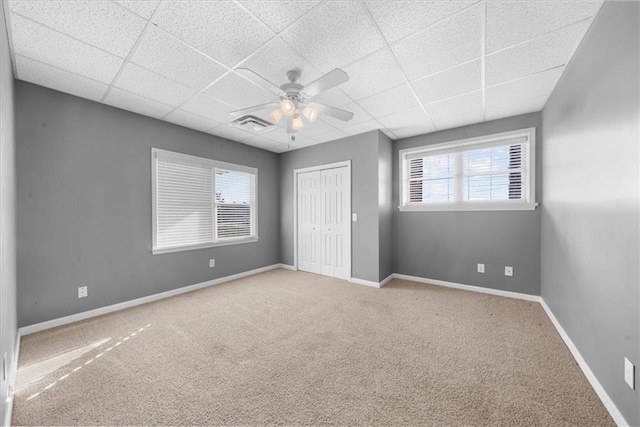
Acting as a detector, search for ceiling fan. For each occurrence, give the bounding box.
[230,68,354,136]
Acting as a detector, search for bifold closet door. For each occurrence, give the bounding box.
[297,171,322,274]
[320,167,349,280]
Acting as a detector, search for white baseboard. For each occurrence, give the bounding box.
[349,277,380,288]
[379,274,394,288]
[539,300,628,427]
[392,273,542,302]
[350,274,394,289]
[3,333,20,427]
[19,264,284,336]
[277,263,296,271]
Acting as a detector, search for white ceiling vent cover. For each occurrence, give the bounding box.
[230,115,275,134]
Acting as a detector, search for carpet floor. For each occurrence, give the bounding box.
[13,269,613,426]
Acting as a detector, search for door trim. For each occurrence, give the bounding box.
[293,160,352,277]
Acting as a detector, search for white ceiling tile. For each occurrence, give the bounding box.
[432,110,485,132]
[131,25,227,91]
[152,1,274,68]
[239,1,321,33]
[268,144,294,153]
[208,124,254,142]
[104,88,174,119]
[377,107,432,131]
[308,87,353,108]
[357,84,419,118]
[485,96,547,121]
[164,109,220,132]
[318,102,372,128]
[114,63,197,106]
[341,48,407,101]
[205,72,277,109]
[114,1,161,20]
[10,0,146,57]
[424,91,483,124]
[391,4,482,80]
[342,120,381,136]
[249,127,318,149]
[240,38,322,90]
[280,1,385,72]
[486,1,602,53]
[260,126,304,144]
[290,137,326,149]
[181,93,236,125]
[364,0,478,43]
[312,129,349,143]
[485,20,590,86]
[296,119,337,137]
[15,54,108,101]
[10,14,123,84]
[411,60,481,105]
[241,136,279,149]
[486,66,565,108]
[393,125,437,140]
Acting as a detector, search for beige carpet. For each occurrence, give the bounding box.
[13,269,613,426]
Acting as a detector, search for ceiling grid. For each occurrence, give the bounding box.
[4,0,604,152]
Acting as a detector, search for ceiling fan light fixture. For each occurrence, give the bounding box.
[291,113,304,131]
[269,108,284,124]
[279,98,296,116]
[302,106,318,123]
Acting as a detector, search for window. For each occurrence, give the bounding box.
[399,128,536,211]
[152,148,257,254]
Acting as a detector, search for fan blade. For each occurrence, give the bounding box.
[235,68,284,97]
[309,102,354,122]
[304,69,349,98]
[230,102,278,117]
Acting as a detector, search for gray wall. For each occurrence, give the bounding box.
[15,82,280,327]
[378,132,393,281]
[279,131,381,282]
[541,1,639,424]
[0,3,17,424]
[392,113,542,295]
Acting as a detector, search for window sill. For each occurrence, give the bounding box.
[398,203,538,212]
[152,237,259,255]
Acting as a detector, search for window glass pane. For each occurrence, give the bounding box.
[463,144,523,201]
[422,178,455,202]
[215,169,254,239]
[216,170,252,204]
[408,154,455,203]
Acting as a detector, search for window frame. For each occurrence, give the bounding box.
[151,148,258,255]
[399,128,537,212]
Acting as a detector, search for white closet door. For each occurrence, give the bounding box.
[297,171,322,274]
[320,167,350,280]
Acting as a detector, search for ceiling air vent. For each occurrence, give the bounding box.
[230,115,274,134]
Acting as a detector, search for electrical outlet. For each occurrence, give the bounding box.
[78,286,88,298]
[505,266,513,277]
[352,213,357,222]
[477,263,485,273]
[209,259,215,268]
[625,358,635,389]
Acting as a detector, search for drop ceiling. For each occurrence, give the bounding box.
[4,0,602,153]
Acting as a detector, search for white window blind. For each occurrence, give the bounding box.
[400,128,536,211]
[152,149,258,254]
